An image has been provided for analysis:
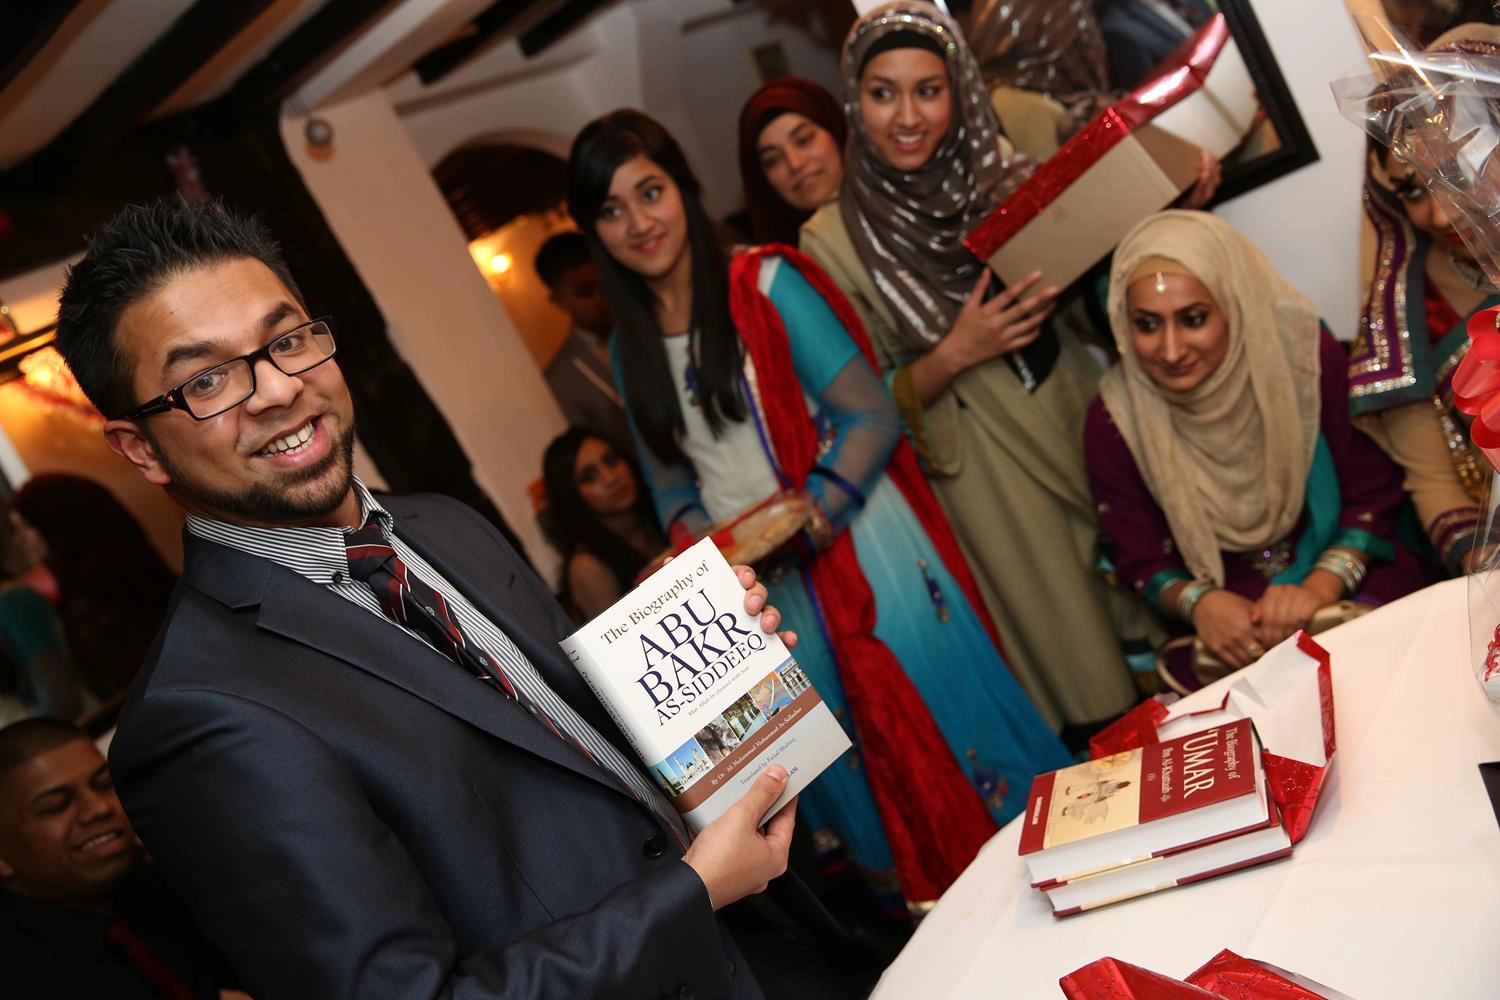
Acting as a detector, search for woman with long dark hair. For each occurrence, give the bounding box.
[541,427,665,621]
[567,108,1067,912]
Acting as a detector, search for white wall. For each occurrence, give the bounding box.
[1213,1,1373,337]
[392,0,844,217]
[281,90,564,577]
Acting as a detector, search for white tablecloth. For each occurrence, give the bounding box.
[870,579,1500,999]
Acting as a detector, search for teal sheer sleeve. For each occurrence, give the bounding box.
[609,340,710,539]
[764,256,900,529]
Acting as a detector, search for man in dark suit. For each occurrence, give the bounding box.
[55,198,803,999]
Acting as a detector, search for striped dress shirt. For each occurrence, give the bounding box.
[185,479,689,844]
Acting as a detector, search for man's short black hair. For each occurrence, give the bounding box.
[0,719,90,783]
[533,231,592,290]
[56,197,303,419]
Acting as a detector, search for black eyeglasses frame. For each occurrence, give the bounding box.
[119,317,338,422]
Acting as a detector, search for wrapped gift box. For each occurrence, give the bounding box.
[1090,632,1336,845]
[1061,951,1355,999]
[1060,957,1221,999]
[1186,950,1356,1000]
[965,13,1259,292]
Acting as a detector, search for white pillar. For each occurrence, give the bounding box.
[280,90,565,579]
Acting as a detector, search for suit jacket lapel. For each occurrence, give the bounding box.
[389,507,637,757]
[181,533,624,795]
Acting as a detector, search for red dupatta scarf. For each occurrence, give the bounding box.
[729,244,1004,904]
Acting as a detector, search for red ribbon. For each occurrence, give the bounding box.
[964,13,1231,260]
[1452,305,1500,468]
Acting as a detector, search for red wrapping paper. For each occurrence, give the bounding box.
[1452,305,1500,468]
[1087,633,1335,845]
[965,13,1231,260]
[1061,952,1351,999]
[1186,950,1349,999]
[1061,957,1222,1000]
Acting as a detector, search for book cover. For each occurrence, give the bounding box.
[1019,718,1263,885]
[560,537,852,831]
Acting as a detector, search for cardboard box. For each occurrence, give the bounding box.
[982,122,1204,294]
[968,15,1260,292]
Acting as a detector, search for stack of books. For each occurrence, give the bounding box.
[1018,719,1292,917]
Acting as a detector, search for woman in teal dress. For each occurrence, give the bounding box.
[567,109,1068,911]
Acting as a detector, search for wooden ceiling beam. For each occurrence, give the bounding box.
[517,0,604,58]
[4,0,279,194]
[0,0,88,98]
[412,0,537,86]
[213,0,403,118]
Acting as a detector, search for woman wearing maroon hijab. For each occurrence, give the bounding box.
[737,77,847,245]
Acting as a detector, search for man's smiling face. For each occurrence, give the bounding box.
[0,739,139,905]
[104,257,358,528]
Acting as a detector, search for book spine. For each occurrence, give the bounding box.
[561,639,646,762]
[1050,847,1294,918]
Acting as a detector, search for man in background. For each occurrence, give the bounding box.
[0,719,233,999]
[535,231,632,451]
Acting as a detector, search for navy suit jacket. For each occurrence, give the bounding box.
[108,493,757,999]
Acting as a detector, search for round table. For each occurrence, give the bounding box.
[869,579,1500,998]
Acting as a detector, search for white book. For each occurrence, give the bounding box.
[560,537,852,831]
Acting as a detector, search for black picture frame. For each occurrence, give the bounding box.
[1212,0,1320,204]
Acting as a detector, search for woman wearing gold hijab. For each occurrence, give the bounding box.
[1085,211,1424,680]
[801,1,1143,739]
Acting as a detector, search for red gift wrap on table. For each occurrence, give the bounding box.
[1061,951,1353,999]
[1453,305,1500,470]
[1185,950,1355,999]
[966,15,1230,255]
[1060,957,1221,999]
[1089,633,1336,845]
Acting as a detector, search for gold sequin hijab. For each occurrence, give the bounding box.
[838,1,1032,354]
[1100,211,1322,586]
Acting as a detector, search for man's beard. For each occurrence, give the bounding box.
[154,423,357,526]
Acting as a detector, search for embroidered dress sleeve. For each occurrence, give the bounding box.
[1316,327,1401,562]
[1370,401,1479,571]
[610,344,710,543]
[1083,397,1192,608]
[766,256,901,529]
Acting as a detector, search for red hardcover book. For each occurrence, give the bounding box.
[1019,719,1264,887]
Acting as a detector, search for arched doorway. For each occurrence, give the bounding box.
[434,141,577,372]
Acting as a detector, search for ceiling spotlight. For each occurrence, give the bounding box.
[489,253,512,274]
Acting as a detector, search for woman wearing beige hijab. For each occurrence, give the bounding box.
[801,1,1143,739]
[1085,211,1424,683]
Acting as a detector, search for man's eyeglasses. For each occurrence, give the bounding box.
[121,318,338,421]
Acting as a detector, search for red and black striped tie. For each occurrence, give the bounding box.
[344,517,606,768]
